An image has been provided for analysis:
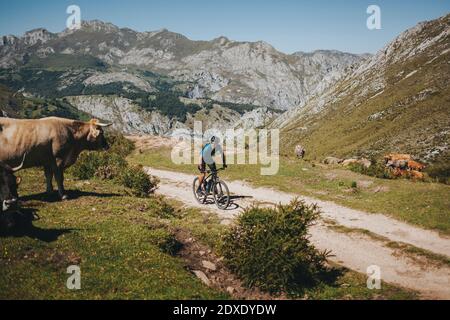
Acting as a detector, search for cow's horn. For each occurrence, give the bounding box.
[96,122,112,127]
[12,153,26,172]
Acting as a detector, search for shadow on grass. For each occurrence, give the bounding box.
[0,208,73,242]
[283,266,345,296]
[20,190,121,203]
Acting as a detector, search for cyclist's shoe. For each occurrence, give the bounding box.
[196,187,205,196]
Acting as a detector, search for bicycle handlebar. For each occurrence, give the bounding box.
[206,167,225,174]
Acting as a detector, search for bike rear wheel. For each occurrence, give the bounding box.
[213,180,230,210]
[193,177,207,204]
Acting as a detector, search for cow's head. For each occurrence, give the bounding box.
[0,156,24,213]
[86,119,112,151]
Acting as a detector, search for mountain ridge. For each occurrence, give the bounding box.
[0,20,367,110]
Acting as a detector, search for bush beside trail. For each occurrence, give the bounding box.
[220,199,332,295]
[69,131,158,197]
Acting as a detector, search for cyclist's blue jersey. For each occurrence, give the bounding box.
[200,143,213,158]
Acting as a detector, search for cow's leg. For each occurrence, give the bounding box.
[44,166,54,194]
[53,163,67,200]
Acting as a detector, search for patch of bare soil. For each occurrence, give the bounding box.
[126,135,177,152]
[174,228,285,300]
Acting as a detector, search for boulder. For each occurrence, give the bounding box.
[342,158,371,168]
[358,158,372,168]
[323,157,343,165]
[202,260,217,271]
[193,270,210,286]
[342,158,358,166]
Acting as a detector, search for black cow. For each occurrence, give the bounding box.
[0,158,24,213]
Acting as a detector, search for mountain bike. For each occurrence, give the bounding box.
[193,168,230,210]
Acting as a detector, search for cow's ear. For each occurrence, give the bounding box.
[16,176,22,185]
[88,125,101,141]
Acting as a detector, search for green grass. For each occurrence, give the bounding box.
[0,168,417,300]
[129,148,450,235]
[0,169,226,300]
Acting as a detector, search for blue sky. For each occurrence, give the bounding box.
[0,0,448,54]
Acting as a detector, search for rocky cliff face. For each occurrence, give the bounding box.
[65,95,278,136]
[66,95,183,135]
[0,20,366,110]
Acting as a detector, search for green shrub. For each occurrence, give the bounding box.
[348,160,394,179]
[69,152,127,180]
[351,181,358,189]
[148,228,183,256]
[119,165,159,197]
[148,196,178,219]
[105,131,135,157]
[220,199,331,295]
[426,161,450,185]
[69,132,159,196]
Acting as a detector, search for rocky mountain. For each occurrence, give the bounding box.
[278,14,449,172]
[65,95,276,135]
[0,20,365,111]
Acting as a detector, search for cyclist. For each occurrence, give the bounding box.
[197,136,227,194]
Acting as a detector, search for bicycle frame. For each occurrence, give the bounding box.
[202,169,223,194]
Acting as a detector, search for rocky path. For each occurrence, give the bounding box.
[145,167,450,299]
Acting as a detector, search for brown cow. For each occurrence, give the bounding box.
[408,170,425,181]
[384,153,412,164]
[0,117,111,200]
[392,167,408,178]
[407,160,426,172]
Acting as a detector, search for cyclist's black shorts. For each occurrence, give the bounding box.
[198,158,216,173]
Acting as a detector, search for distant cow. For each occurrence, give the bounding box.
[408,170,425,180]
[0,117,111,200]
[392,167,408,178]
[0,157,24,213]
[384,153,412,164]
[407,160,426,172]
[295,145,306,159]
[386,159,408,170]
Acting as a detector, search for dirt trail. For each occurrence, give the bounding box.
[145,167,450,299]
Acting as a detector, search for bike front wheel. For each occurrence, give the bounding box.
[213,180,230,210]
[193,177,207,204]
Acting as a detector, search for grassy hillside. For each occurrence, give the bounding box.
[280,15,450,180]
